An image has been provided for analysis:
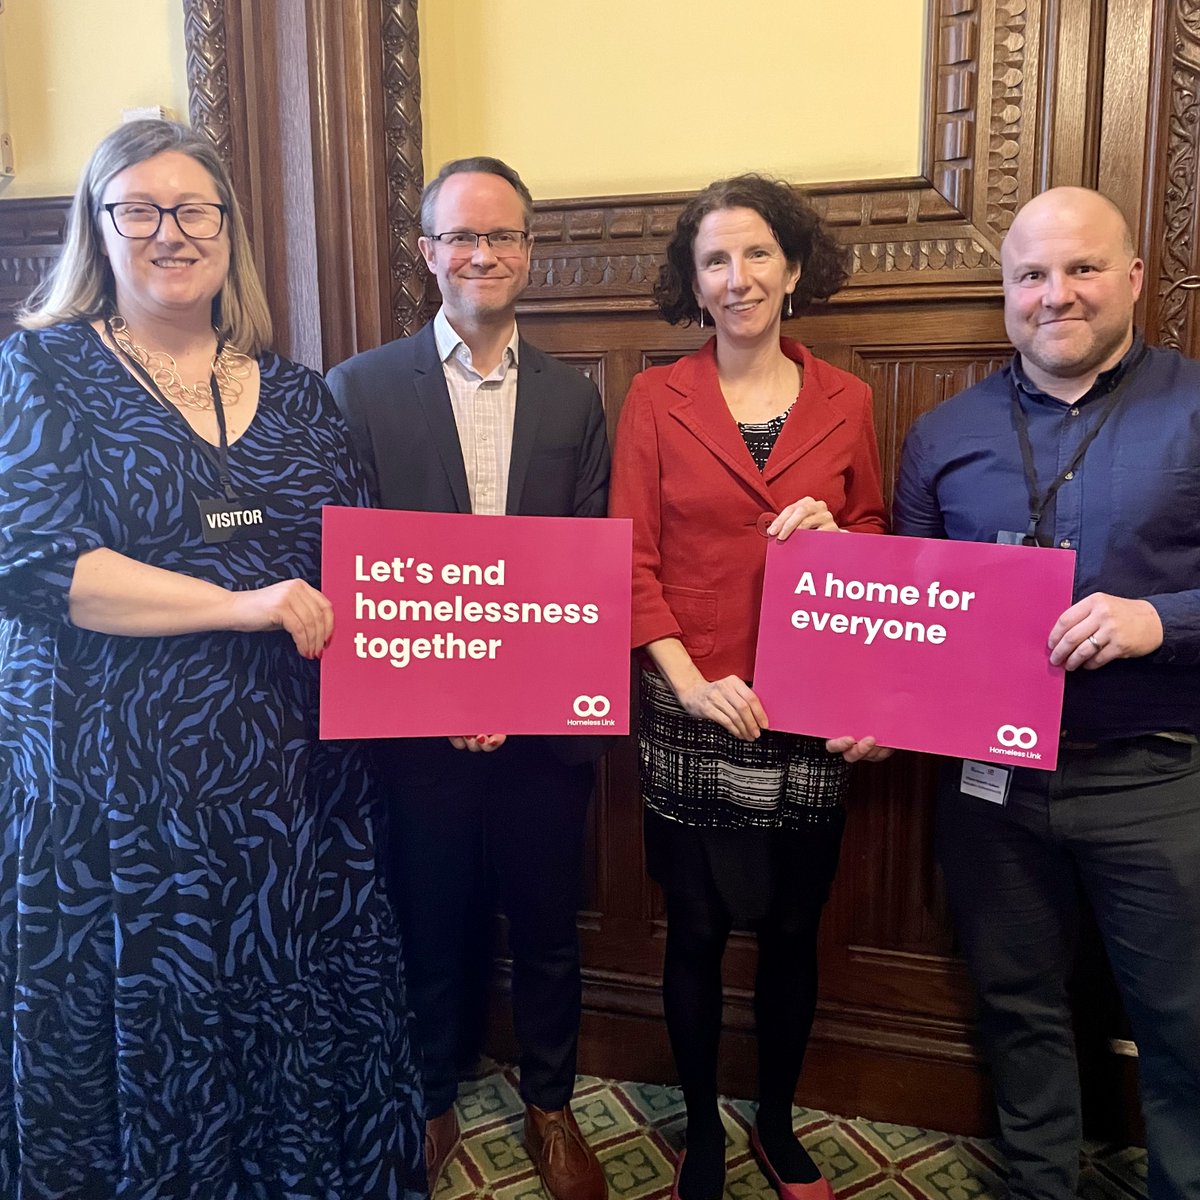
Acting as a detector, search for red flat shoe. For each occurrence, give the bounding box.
[750,1125,834,1200]
[424,1107,461,1195]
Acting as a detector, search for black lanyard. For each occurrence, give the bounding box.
[108,323,239,501]
[207,373,237,501]
[1008,346,1146,545]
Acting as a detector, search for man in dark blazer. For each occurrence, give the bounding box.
[327,157,610,1200]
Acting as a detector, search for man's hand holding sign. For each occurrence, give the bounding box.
[1049,592,1165,671]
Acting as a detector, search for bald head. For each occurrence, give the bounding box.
[1003,187,1135,271]
[1000,187,1143,402]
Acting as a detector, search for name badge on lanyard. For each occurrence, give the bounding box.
[196,496,272,543]
[960,759,1013,805]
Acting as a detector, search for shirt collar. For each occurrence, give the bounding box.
[1011,331,1146,402]
[433,307,520,373]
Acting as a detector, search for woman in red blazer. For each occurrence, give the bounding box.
[609,176,889,1200]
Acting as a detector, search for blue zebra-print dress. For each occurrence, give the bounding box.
[0,322,426,1199]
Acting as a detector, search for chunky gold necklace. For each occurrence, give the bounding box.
[105,315,252,412]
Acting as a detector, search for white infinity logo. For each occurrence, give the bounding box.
[997,725,1038,749]
[573,695,611,718]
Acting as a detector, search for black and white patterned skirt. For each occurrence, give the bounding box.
[638,669,850,830]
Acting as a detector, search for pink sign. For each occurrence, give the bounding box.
[752,532,1076,770]
[320,508,632,739]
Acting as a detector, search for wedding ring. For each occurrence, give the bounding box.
[1088,633,1103,650]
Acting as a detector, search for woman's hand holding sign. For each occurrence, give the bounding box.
[449,734,507,752]
[677,675,769,742]
[767,497,839,541]
[825,734,894,763]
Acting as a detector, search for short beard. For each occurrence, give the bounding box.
[1023,326,1133,385]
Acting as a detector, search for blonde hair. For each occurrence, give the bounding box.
[18,120,273,355]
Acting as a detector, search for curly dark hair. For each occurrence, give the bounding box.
[654,174,849,326]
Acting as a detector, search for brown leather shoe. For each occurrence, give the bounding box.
[524,1102,608,1200]
[424,1107,461,1195]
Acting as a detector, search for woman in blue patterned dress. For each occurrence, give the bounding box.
[0,120,426,1199]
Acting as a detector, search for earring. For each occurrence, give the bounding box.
[785,292,794,319]
[698,307,705,328]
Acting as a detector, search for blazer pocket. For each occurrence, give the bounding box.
[663,584,718,660]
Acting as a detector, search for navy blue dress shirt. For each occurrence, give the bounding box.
[893,336,1200,740]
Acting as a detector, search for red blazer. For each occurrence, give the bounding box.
[609,336,887,682]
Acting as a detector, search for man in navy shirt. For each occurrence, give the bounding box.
[894,187,1200,1200]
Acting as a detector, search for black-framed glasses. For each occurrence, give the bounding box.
[428,229,529,255]
[103,201,228,240]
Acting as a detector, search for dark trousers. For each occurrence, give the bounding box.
[376,736,594,1118]
[936,739,1200,1200]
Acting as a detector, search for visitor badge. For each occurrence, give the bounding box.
[960,759,1012,804]
[196,496,272,544]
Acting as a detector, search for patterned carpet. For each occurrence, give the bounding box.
[434,1063,1148,1200]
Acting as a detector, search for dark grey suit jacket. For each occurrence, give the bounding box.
[326,321,609,519]
[326,319,612,764]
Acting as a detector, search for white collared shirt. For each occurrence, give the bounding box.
[433,307,519,516]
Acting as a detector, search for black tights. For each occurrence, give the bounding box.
[661,831,840,1200]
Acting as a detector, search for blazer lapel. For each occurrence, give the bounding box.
[762,345,847,487]
[506,340,543,514]
[666,341,776,507]
[412,324,472,513]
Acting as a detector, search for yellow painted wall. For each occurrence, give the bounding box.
[420,0,926,198]
[1,0,189,199]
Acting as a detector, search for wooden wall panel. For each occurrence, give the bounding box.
[0,199,70,339]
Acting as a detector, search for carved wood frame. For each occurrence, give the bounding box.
[183,0,426,353]
[525,0,1019,312]
[1144,0,1200,352]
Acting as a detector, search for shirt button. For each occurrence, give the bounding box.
[756,512,777,537]
[1064,471,1074,480]
[1069,408,1080,417]
[1059,539,1072,549]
